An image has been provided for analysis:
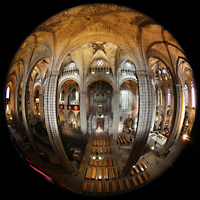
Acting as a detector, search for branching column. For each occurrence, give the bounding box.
[121,70,153,176]
[21,82,37,151]
[44,71,76,174]
[80,90,87,134]
[112,90,120,140]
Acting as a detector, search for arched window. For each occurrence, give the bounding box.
[185,84,189,106]
[69,88,79,105]
[97,60,104,66]
[121,90,129,110]
[6,87,10,99]
[191,81,195,108]
[168,88,171,106]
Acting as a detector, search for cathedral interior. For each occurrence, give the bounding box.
[4,4,197,196]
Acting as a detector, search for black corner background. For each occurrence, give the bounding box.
[1,1,199,199]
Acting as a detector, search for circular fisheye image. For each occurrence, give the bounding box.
[4,4,197,196]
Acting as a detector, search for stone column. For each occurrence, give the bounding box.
[44,71,76,174]
[161,87,168,131]
[80,90,87,134]
[21,82,37,151]
[112,90,120,140]
[64,91,68,126]
[121,70,154,176]
[39,93,44,121]
[159,84,181,156]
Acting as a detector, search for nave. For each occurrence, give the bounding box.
[80,134,152,195]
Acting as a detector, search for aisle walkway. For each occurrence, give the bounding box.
[79,133,152,195]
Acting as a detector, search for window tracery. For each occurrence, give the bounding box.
[62,61,79,76]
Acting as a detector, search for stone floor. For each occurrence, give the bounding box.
[9,127,186,196]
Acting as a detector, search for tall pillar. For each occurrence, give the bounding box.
[64,91,68,126]
[159,84,180,156]
[80,90,87,134]
[21,82,37,151]
[161,87,168,131]
[121,70,154,176]
[112,90,120,140]
[39,93,44,121]
[44,71,76,174]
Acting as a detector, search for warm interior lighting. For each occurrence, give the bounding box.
[182,134,190,141]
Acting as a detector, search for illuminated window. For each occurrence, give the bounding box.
[6,87,10,99]
[160,89,163,106]
[191,81,195,108]
[185,84,189,106]
[168,88,171,106]
[162,69,166,74]
[125,61,132,68]
[69,62,76,68]
[97,60,103,66]
[122,90,129,110]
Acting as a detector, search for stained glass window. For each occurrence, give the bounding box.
[168,88,171,106]
[122,90,129,110]
[185,84,189,106]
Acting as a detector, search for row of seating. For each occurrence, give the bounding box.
[117,134,129,144]
[93,139,111,146]
[89,157,117,167]
[94,134,112,140]
[81,172,152,193]
[91,146,113,154]
[23,150,65,183]
[130,162,148,175]
[85,166,118,180]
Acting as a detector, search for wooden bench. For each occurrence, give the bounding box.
[93,160,97,166]
[114,167,118,178]
[143,171,150,181]
[147,170,152,178]
[141,162,148,170]
[81,181,88,191]
[108,146,112,153]
[98,168,102,180]
[104,167,109,180]
[105,182,110,192]
[91,146,95,153]
[133,165,140,174]
[108,158,112,166]
[113,157,117,166]
[104,158,108,167]
[137,175,144,184]
[104,147,107,154]
[91,167,96,180]
[112,181,117,192]
[130,169,135,176]
[99,160,103,167]
[137,163,144,172]
[86,167,92,179]
[118,180,125,191]
[96,182,102,193]
[87,181,94,192]
[131,176,139,186]
[110,167,115,179]
[89,158,93,166]
[125,178,132,189]
[100,147,103,154]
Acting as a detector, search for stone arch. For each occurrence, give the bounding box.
[85,76,114,92]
